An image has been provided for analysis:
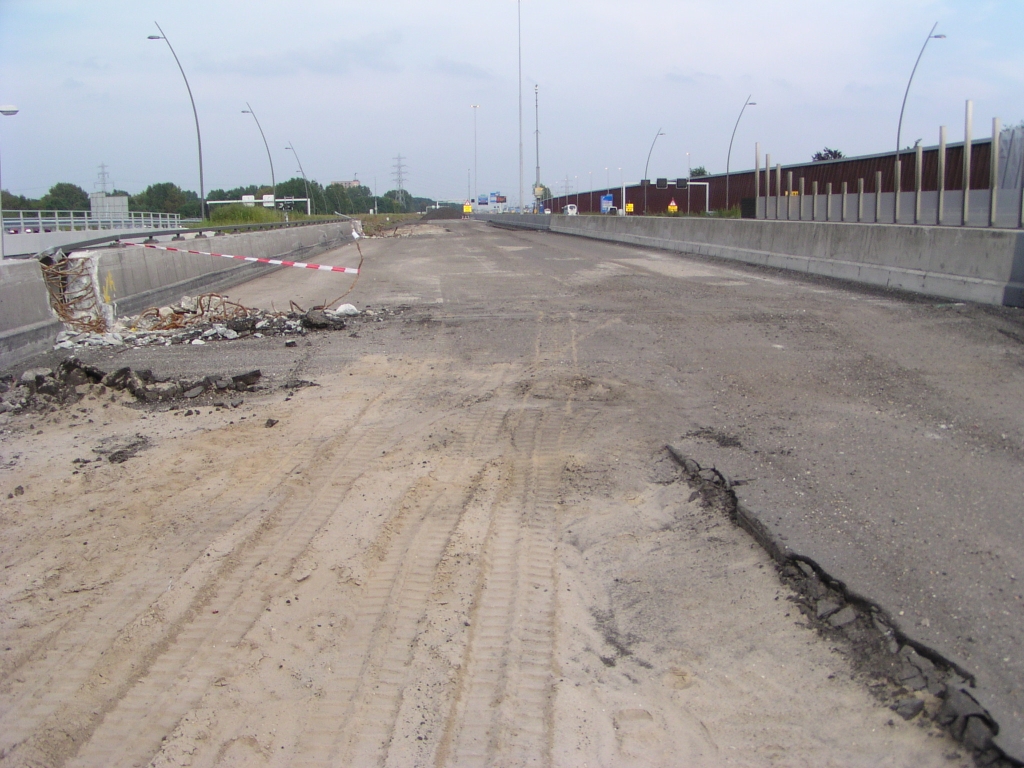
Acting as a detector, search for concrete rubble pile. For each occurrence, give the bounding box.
[52,295,363,352]
[1,357,264,415]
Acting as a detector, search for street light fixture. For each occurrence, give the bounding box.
[242,103,275,207]
[897,22,945,157]
[148,22,206,220]
[0,104,18,260]
[725,95,756,211]
[643,128,665,215]
[286,142,311,214]
[534,85,541,212]
[517,0,524,213]
[686,151,691,214]
[472,105,480,206]
[894,22,945,223]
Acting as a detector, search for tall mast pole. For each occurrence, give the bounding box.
[534,84,540,211]
[150,22,205,219]
[518,0,524,212]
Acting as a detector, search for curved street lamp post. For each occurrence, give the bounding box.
[472,105,479,207]
[896,22,945,158]
[686,151,691,214]
[725,95,756,212]
[643,129,665,214]
[148,22,206,220]
[894,22,945,223]
[242,103,275,207]
[286,142,311,215]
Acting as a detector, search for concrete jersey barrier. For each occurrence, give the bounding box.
[0,259,64,368]
[89,221,356,319]
[474,214,1024,307]
[0,221,358,371]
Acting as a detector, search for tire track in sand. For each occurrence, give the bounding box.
[435,404,565,768]
[0,428,320,759]
[62,401,395,768]
[8,361,426,767]
[284,402,509,768]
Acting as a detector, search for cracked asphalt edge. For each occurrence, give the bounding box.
[665,443,1020,768]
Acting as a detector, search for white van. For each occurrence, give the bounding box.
[562,204,578,216]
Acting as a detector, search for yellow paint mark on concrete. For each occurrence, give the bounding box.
[102,272,116,303]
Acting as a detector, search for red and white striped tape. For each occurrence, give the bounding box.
[126,241,360,274]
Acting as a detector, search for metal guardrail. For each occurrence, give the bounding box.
[2,209,181,234]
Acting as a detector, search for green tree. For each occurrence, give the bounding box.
[347,185,376,213]
[690,166,709,177]
[1,189,37,210]
[310,181,329,215]
[272,174,323,211]
[384,189,412,212]
[39,182,89,210]
[273,177,307,199]
[410,195,436,212]
[811,147,845,162]
[374,193,403,214]
[130,182,201,218]
[323,183,353,215]
[536,184,553,202]
[207,184,264,202]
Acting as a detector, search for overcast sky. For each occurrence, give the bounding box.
[1,1,1021,206]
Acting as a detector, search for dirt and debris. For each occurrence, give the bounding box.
[1,357,267,415]
[51,294,354,351]
[92,433,151,464]
[300,309,347,330]
[50,296,408,353]
[419,207,463,221]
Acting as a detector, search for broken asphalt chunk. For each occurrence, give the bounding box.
[827,605,858,627]
[142,382,181,402]
[102,368,145,395]
[300,309,346,330]
[231,370,261,387]
[893,697,925,720]
[816,599,842,619]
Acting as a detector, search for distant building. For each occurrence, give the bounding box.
[331,180,361,189]
[89,191,129,218]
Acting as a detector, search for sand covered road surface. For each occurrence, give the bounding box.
[0,220,988,766]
